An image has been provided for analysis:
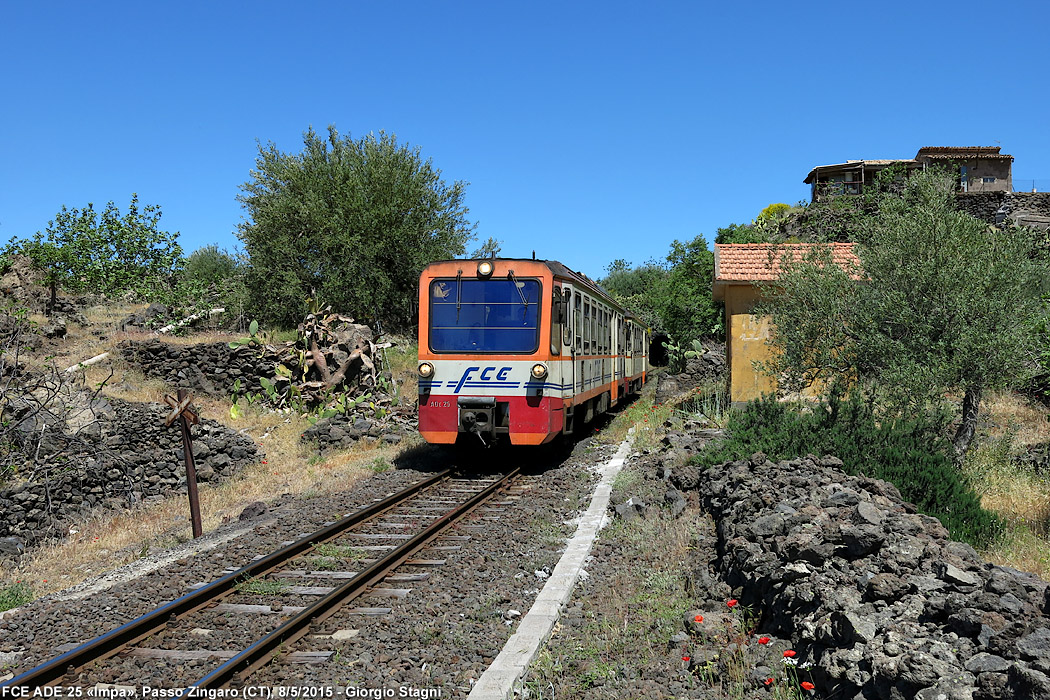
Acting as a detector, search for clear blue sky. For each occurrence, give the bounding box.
[2,1,1048,281]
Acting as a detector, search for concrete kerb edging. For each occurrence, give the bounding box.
[468,430,635,699]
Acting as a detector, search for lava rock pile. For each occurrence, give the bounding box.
[680,452,1050,700]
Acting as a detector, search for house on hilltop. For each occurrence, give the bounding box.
[804,146,1014,200]
[712,242,860,404]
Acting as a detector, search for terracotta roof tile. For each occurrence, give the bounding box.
[714,243,860,283]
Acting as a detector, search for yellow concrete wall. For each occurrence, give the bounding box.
[729,311,777,403]
[723,284,776,404]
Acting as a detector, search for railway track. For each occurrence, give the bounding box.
[2,468,521,691]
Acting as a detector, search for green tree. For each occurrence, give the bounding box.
[658,235,721,343]
[175,245,247,312]
[600,238,722,345]
[714,222,767,244]
[5,194,182,300]
[759,169,1049,457]
[237,126,475,328]
[600,258,667,331]
[470,237,502,259]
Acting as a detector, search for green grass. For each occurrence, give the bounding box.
[311,542,365,560]
[0,581,33,612]
[310,556,341,570]
[675,379,731,428]
[235,576,289,596]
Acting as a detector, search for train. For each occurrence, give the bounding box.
[416,257,649,446]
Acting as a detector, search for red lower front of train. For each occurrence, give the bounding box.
[418,394,564,446]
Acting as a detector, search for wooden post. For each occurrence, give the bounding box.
[165,389,203,538]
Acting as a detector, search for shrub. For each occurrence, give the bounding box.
[0,581,33,612]
[692,393,1003,548]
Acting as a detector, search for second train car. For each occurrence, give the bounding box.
[417,258,649,446]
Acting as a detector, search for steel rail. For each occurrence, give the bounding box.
[1,469,452,690]
[194,467,521,688]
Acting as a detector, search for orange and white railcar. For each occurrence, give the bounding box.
[417,258,648,446]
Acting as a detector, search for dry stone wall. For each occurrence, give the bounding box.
[661,448,1050,699]
[120,339,274,397]
[0,399,257,548]
[955,191,1050,230]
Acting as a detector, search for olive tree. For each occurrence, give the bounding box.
[759,169,1049,457]
[237,126,475,328]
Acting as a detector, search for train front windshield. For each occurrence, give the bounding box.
[429,278,540,353]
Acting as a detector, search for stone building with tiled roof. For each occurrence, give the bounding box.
[713,243,860,403]
[804,146,1013,200]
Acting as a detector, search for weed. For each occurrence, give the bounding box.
[310,556,341,571]
[0,581,33,612]
[369,457,391,473]
[966,429,1050,577]
[677,380,731,428]
[579,660,618,688]
[312,542,364,560]
[235,576,289,596]
[611,467,642,496]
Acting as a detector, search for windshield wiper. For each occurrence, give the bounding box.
[456,269,463,323]
[507,270,529,324]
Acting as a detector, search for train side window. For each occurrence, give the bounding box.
[604,311,610,354]
[583,301,591,352]
[550,289,562,355]
[563,289,573,348]
[600,310,609,356]
[574,294,582,349]
[589,302,596,352]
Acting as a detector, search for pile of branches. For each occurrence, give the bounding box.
[235,304,397,415]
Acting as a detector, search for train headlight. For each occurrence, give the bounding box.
[477,260,494,278]
[418,362,435,378]
[531,363,548,379]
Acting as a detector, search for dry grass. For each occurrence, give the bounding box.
[981,390,1050,447]
[965,391,1050,578]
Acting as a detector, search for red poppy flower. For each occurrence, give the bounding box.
[261,460,268,464]
[783,650,796,658]
[727,599,738,608]
[764,678,774,686]
[758,636,770,645]
[694,614,704,623]
[801,681,815,691]
[682,656,690,662]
